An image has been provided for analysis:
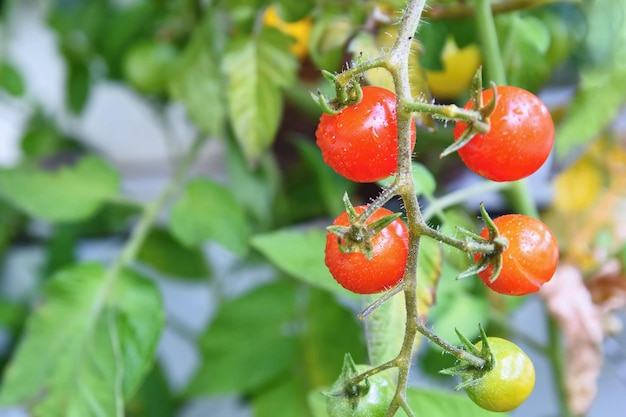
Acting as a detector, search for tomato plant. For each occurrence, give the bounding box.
[476,214,559,296]
[325,205,409,294]
[463,337,535,412]
[326,365,395,417]
[316,86,417,183]
[453,86,555,182]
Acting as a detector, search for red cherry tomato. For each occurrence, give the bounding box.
[476,214,559,296]
[316,86,417,183]
[325,206,409,294]
[453,86,554,182]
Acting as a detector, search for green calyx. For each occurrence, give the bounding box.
[440,325,495,390]
[327,193,402,260]
[456,203,507,281]
[310,71,363,115]
[440,69,497,158]
[324,354,371,406]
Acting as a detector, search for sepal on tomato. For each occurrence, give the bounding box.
[326,193,403,260]
[323,353,371,406]
[456,204,508,282]
[440,325,494,390]
[440,70,497,158]
[311,72,364,114]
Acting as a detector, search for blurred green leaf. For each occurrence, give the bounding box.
[253,378,312,417]
[169,17,225,136]
[416,236,443,321]
[497,13,551,91]
[301,289,367,388]
[126,364,175,417]
[19,112,82,161]
[418,19,449,71]
[0,264,164,416]
[100,2,161,77]
[170,178,249,255]
[137,227,210,279]
[363,291,405,368]
[555,67,626,158]
[0,299,27,333]
[308,15,354,72]
[66,60,91,114]
[223,27,298,165]
[378,163,436,197]
[187,282,300,395]
[0,60,24,96]
[44,224,79,276]
[0,201,24,256]
[226,134,283,230]
[251,227,357,299]
[427,265,490,346]
[292,138,352,218]
[275,0,314,22]
[0,156,120,222]
[405,387,509,416]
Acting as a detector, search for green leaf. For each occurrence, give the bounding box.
[223,27,298,165]
[253,378,312,417]
[170,178,249,255]
[363,291,406,368]
[0,156,120,222]
[301,289,367,388]
[496,13,552,91]
[555,66,626,158]
[0,263,164,416]
[226,134,282,229]
[137,227,211,279]
[427,265,490,346]
[405,387,509,416]
[186,282,300,395]
[378,163,436,198]
[416,237,443,321]
[169,16,225,136]
[0,201,24,255]
[250,228,357,299]
[293,138,353,217]
[275,0,314,22]
[0,60,25,96]
[126,364,175,417]
[19,111,82,160]
[66,60,91,114]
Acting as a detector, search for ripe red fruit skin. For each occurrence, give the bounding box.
[325,206,409,294]
[453,86,555,182]
[477,214,559,296]
[315,86,417,183]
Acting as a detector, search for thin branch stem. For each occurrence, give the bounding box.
[404,101,487,127]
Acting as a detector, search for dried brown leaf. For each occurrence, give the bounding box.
[540,264,603,415]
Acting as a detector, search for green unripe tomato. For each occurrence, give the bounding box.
[463,337,535,412]
[326,365,395,417]
[122,41,179,93]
